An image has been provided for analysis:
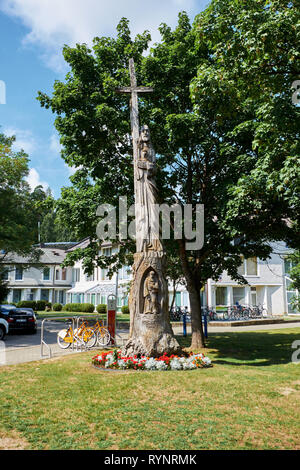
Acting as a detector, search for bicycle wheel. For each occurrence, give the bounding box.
[97,328,111,347]
[57,329,72,349]
[82,328,97,349]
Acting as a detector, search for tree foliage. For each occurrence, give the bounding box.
[0,132,37,258]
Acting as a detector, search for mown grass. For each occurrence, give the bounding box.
[0,327,299,450]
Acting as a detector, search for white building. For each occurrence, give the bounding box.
[206,242,297,315]
[2,240,298,315]
[66,239,131,311]
[1,243,75,305]
[66,240,298,315]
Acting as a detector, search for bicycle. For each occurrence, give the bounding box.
[57,320,97,349]
[204,307,218,322]
[90,319,111,347]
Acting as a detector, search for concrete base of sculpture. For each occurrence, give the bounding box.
[122,251,182,358]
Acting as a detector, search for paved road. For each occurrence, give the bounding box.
[0,320,299,366]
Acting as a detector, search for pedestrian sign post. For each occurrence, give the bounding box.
[107,295,116,345]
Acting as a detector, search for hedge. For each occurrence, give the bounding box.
[64,303,95,313]
[16,300,36,310]
[121,305,130,315]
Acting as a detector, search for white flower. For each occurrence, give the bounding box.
[202,357,211,366]
[105,353,114,367]
[170,358,182,370]
[155,360,168,371]
[145,358,157,370]
[118,359,126,369]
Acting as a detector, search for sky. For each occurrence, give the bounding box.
[0,0,209,198]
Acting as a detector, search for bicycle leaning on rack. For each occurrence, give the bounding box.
[57,320,97,349]
[57,318,112,350]
[89,319,111,347]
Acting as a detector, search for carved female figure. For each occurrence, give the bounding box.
[143,270,159,314]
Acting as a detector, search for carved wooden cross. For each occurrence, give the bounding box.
[116,58,153,162]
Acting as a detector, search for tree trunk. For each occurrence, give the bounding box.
[188,281,206,349]
[177,240,206,349]
[169,279,177,313]
[122,251,182,358]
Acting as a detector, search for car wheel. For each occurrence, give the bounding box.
[0,326,6,341]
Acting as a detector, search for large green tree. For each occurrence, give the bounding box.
[0,132,37,258]
[38,3,299,348]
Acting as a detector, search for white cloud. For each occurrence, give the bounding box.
[26,168,49,191]
[50,133,62,155]
[0,0,202,72]
[3,126,37,154]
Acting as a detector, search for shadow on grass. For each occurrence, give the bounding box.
[176,330,300,366]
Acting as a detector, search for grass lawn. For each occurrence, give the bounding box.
[0,327,299,450]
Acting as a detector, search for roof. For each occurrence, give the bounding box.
[2,247,68,265]
[67,283,116,294]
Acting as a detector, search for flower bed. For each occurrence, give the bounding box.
[92,350,212,371]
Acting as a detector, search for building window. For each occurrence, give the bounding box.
[175,292,181,307]
[100,268,108,281]
[13,289,22,303]
[86,271,94,282]
[233,287,245,305]
[41,289,49,301]
[251,287,257,306]
[216,287,227,306]
[62,268,66,281]
[72,268,80,283]
[237,257,258,276]
[102,248,112,257]
[15,267,23,280]
[118,266,130,280]
[182,291,188,308]
[285,278,298,314]
[59,291,64,304]
[55,269,60,280]
[43,267,50,281]
[27,289,35,301]
[246,257,258,276]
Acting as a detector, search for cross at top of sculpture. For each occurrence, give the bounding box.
[116,58,153,147]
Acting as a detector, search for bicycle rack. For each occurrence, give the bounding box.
[77,316,125,349]
[40,314,127,359]
[41,316,76,359]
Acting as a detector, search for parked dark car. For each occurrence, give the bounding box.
[0,305,37,334]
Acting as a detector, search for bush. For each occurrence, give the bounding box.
[16,300,37,310]
[36,300,47,311]
[121,305,129,315]
[52,303,63,312]
[81,303,95,313]
[64,303,95,313]
[96,304,107,314]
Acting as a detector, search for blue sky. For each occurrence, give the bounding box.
[0,0,208,198]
